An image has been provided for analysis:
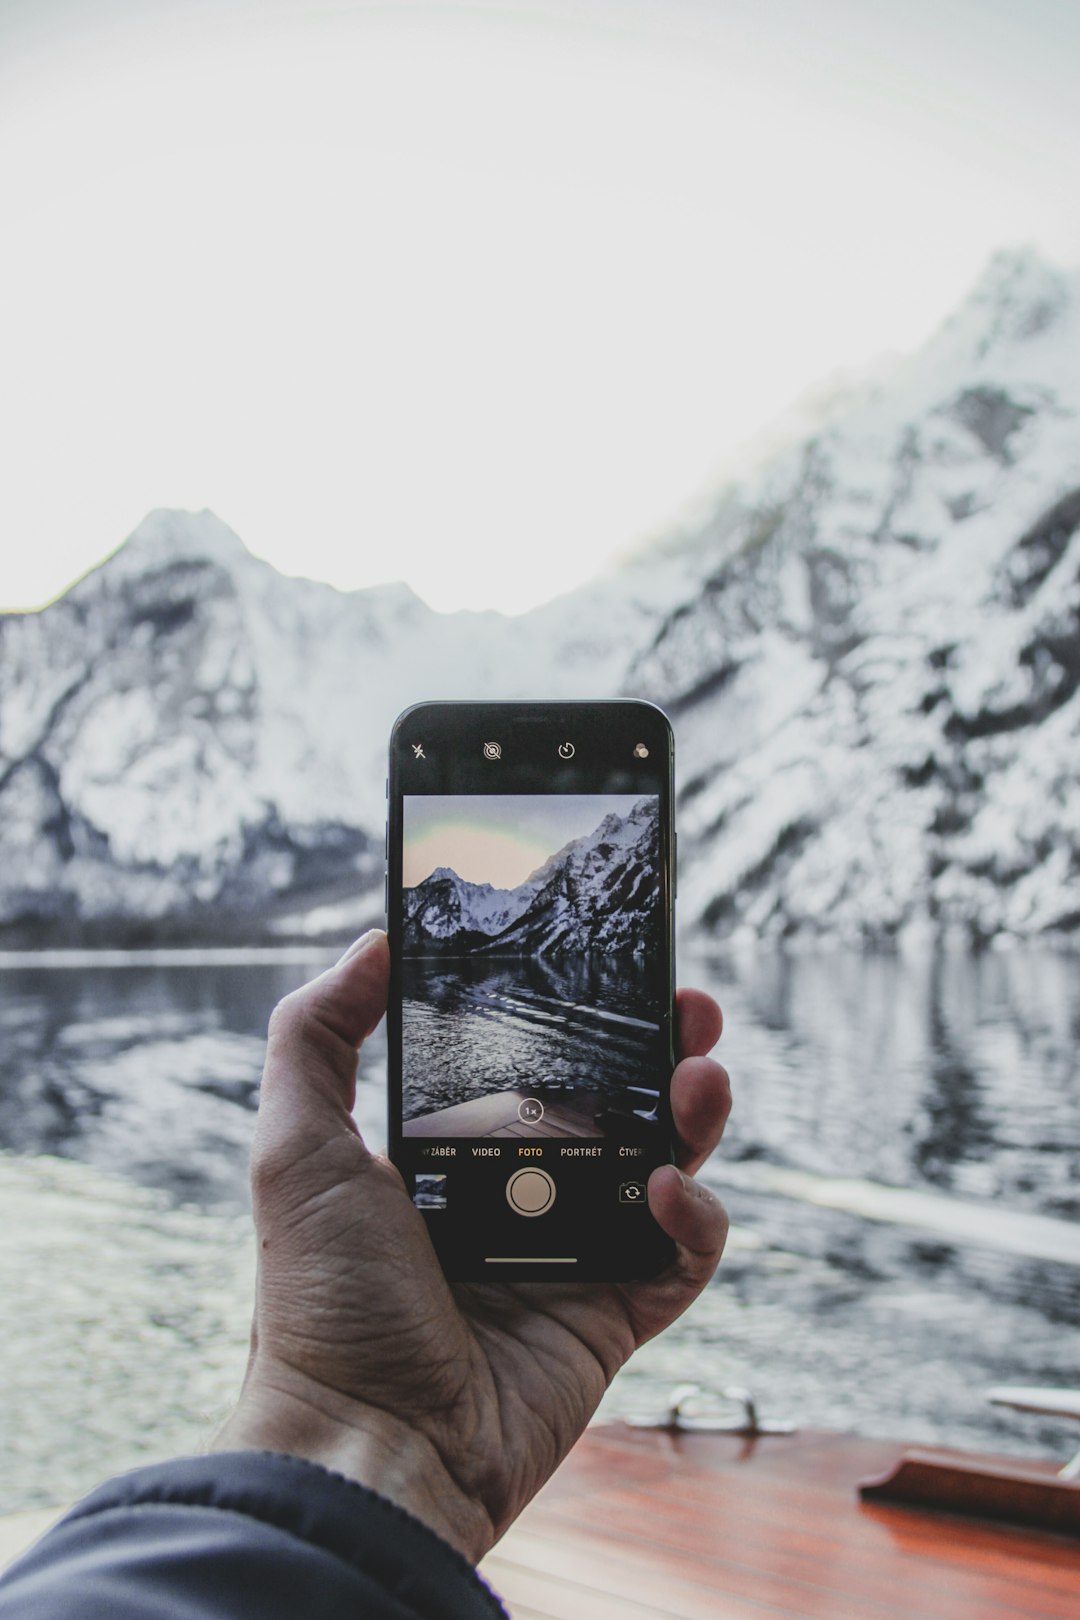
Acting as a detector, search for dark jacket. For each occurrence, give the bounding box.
[0,1452,508,1620]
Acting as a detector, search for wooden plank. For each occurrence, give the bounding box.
[487,1523,899,1620]
[574,1461,1080,1585]
[554,1429,1080,1578]
[484,1549,817,1620]
[484,1426,1080,1620]
[541,1459,1080,1605]
[513,1498,1064,1620]
[592,1438,1080,1587]
[494,1606,567,1620]
[404,1088,609,1139]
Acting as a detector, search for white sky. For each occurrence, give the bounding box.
[2,0,1078,614]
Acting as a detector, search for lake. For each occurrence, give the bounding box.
[0,941,1077,1511]
[401,954,661,1125]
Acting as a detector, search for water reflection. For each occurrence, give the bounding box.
[0,959,344,1207]
[0,943,1078,1466]
[1,946,1076,1218]
[705,943,1080,1220]
[401,955,660,1122]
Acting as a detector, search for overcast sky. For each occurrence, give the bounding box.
[2,0,1078,614]
[403,793,644,887]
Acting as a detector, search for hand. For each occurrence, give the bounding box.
[212,931,731,1562]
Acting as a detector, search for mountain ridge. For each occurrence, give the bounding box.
[403,798,659,958]
[2,246,1077,944]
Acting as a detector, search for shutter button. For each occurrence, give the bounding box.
[506,1168,556,1217]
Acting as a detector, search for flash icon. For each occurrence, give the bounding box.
[634,743,649,759]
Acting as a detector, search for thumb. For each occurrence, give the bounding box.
[259,929,390,1130]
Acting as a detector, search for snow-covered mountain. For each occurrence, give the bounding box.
[403,798,659,957]
[2,246,1078,943]
[403,866,533,946]
[631,248,1080,940]
[0,511,692,941]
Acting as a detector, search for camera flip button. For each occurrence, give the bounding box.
[506,1168,556,1217]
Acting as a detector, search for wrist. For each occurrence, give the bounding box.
[210,1359,494,1563]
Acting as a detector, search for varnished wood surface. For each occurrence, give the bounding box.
[481,1424,1080,1620]
[404,1087,606,1138]
[861,1447,1080,1536]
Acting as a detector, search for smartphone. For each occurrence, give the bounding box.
[386,700,677,1282]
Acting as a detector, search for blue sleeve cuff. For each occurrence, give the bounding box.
[0,1450,508,1620]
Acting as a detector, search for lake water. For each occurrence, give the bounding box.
[402,955,661,1124]
[1,942,1078,1511]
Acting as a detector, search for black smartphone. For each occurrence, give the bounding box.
[386,700,677,1282]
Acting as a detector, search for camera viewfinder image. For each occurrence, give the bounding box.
[401,793,663,1143]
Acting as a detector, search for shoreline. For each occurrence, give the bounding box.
[0,946,341,969]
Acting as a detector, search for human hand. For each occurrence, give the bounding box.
[212,930,731,1562]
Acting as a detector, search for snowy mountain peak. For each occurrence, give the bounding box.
[966,245,1069,323]
[934,246,1073,369]
[113,508,255,577]
[426,865,494,893]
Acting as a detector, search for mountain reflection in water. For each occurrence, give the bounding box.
[401,955,660,1121]
[0,941,1078,1489]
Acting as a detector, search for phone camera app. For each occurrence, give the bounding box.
[483,741,502,760]
[618,1180,647,1204]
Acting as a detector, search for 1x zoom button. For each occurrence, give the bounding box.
[506,1168,556,1217]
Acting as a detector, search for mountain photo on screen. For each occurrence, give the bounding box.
[401,794,663,1140]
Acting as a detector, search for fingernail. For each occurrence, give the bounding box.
[678,1168,710,1202]
[336,929,385,966]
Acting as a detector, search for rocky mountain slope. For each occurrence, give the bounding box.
[403,866,534,948]
[403,798,659,957]
[0,512,692,941]
[631,247,1080,940]
[1,246,1077,943]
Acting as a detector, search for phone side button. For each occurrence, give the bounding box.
[506,1168,556,1217]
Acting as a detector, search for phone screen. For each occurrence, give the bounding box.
[387,702,675,1280]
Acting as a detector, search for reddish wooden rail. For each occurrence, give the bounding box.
[481,1424,1080,1619]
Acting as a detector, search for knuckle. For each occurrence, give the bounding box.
[249,1132,290,1200]
[267,989,303,1044]
[268,990,342,1066]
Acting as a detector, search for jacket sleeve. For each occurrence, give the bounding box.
[0,1451,508,1620]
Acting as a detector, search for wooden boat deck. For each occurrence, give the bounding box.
[481,1423,1080,1619]
[404,1087,608,1138]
